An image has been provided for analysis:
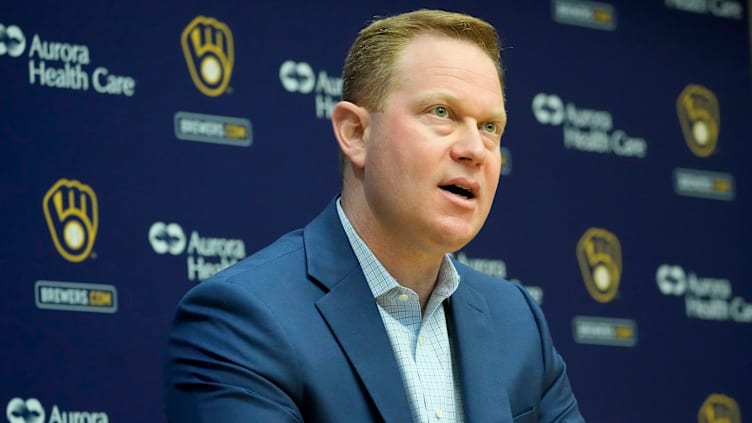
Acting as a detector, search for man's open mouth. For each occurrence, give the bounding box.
[440,184,474,199]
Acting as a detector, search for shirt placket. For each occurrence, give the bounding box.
[418,306,453,422]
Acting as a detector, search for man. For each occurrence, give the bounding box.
[164,9,585,422]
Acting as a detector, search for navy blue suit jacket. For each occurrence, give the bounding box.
[164,199,584,422]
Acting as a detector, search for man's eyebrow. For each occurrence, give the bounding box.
[489,109,508,123]
[416,90,459,104]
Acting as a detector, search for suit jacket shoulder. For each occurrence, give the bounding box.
[164,202,414,423]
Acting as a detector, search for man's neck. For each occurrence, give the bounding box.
[340,194,444,311]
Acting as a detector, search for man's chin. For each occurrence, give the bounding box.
[430,225,479,254]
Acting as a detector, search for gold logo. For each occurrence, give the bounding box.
[677,84,720,157]
[592,7,614,24]
[698,393,741,423]
[577,228,622,303]
[42,179,98,263]
[181,16,234,97]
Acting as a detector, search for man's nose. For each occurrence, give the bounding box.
[450,122,486,166]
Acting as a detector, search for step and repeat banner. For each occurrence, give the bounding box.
[2,1,750,421]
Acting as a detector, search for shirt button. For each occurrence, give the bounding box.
[436,407,443,418]
[398,293,409,301]
[418,336,424,346]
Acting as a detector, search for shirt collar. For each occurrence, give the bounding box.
[335,197,461,304]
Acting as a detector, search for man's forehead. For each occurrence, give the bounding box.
[394,34,503,86]
[391,40,503,102]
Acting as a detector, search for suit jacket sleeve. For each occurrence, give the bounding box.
[163,278,304,423]
[514,284,585,422]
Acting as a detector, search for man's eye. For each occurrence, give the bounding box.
[482,122,497,133]
[433,106,449,118]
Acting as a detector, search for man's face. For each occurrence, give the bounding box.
[361,34,506,256]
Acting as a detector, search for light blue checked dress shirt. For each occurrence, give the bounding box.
[337,199,465,423]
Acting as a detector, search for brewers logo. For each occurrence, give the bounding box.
[181,16,234,97]
[577,228,622,303]
[43,179,98,263]
[698,393,741,423]
[677,84,720,158]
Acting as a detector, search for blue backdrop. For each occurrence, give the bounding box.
[2,1,750,421]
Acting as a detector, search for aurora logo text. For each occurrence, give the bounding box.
[279,60,342,119]
[149,222,246,281]
[6,397,109,423]
[532,93,647,158]
[2,23,136,95]
[656,264,751,323]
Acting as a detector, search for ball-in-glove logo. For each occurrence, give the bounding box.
[677,84,720,158]
[698,393,740,423]
[181,16,234,97]
[577,227,622,303]
[42,179,98,263]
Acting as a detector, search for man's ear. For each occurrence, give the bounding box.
[331,101,369,169]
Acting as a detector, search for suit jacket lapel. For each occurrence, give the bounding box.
[305,200,413,423]
[448,276,513,423]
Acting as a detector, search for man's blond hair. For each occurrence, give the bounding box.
[342,9,504,112]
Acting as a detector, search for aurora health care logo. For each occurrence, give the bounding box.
[6,398,44,423]
[0,24,26,57]
[532,93,647,158]
[2,22,135,95]
[656,264,751,323]
[6,397,109,423]
[279,59,342,119]
[149,221,246,281]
